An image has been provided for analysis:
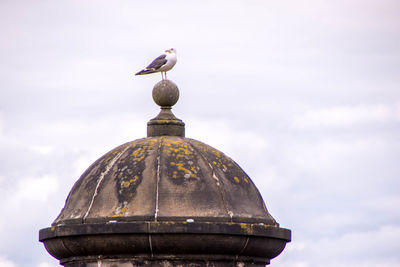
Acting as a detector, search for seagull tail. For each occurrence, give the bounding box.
[135,69,156,75]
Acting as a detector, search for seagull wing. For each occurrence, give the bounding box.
[135,54,168,76]
[146,54,167,70]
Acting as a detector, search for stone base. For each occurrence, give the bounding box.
[40,222,290,267]
[62,257,268,267]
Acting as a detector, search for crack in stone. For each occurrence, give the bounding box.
[83,144,130,221]
[154,138,163,221]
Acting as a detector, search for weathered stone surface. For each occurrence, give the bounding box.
[147,80,184,137]
[62,259,268,267]
[53,137,277,225]
[152,80,179,107]
[40,222,290,266]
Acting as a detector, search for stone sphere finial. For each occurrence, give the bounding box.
[152,80,179,107]
[147,79,185,137]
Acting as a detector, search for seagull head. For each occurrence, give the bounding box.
[165,48,177,54]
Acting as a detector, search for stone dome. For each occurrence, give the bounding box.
[40,80,290,267]
[54,136,277,226]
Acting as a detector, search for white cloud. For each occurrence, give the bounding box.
[30,145,54,155]
[290,136,388,172]
[276,225,400,267]
[292,104,399,129]
[14,175,59,202]
[317,225,400,266]
[0,256,16,267]
[36,261,59,267]
[0,174,59,242]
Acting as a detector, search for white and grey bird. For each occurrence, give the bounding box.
[135,48,177,80]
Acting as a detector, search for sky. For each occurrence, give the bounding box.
[0,0,399,266]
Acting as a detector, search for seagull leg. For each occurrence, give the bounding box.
[165,72,167,80]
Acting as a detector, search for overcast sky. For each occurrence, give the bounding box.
[1,1,400,266]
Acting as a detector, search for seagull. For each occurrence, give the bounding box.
[135,48,177,80]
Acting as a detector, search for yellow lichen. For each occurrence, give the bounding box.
[161,221,176,225]
[111,205,129,217]
[234,176,240,183]
[104,156,112,164]
[164,139,199,180]
[121,176,139,187]
[239,223,249,229]
[133,155,145,162]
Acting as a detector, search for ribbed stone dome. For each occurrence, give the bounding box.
[54,136,277,226]
[40,80,290,267]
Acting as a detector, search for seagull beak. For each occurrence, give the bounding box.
[165,49,170,53]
